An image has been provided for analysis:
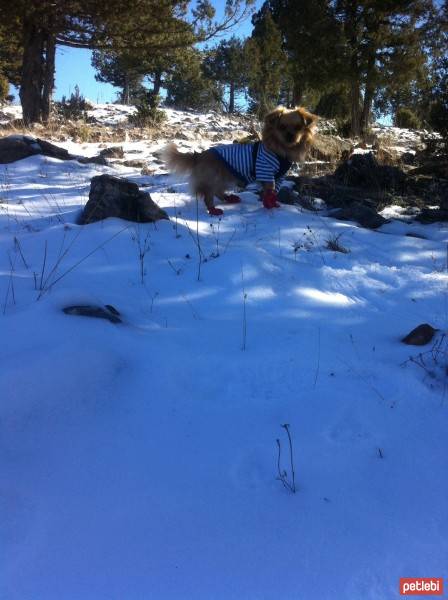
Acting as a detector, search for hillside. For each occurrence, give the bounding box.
[1,105,447,600]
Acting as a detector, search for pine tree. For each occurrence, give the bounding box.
[245,8,287,115]
[204,36,247,112]
[265,0,343,106]
[0,16,22,102]
[333,0,438,135]
[0,0,254,124]
[165,48,223,110]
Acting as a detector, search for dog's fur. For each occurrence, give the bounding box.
[163,106,318,214]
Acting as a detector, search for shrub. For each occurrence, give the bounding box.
[395,107,421,130]
[57,85,92,120]
[128,92,166,128]
[335,118,352,138]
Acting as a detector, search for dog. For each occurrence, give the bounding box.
[163,106,318,216]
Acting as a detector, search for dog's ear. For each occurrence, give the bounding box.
[297,108,318,128]
[264,106,286,126]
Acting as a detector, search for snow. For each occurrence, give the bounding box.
[1,107,447,600]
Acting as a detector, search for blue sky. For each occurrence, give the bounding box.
[48,0,261,103]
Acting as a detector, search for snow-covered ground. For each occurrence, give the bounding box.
[1,107,447,600]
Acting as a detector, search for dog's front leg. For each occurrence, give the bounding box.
[204,192,224,216]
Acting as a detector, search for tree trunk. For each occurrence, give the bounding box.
[41,31,56,123]
[360,83,374,136]
[350,78,361,137]
[360,52,376,136]
[229,81,235,113]
[20,15,57,125]
[153,71,162,96]
[20,18,45,125]
[123,73,130,105]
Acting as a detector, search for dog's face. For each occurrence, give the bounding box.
[262,106,318,160]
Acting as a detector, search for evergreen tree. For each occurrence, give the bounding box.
[91,50,144,104]
[204,36,247,112]
[0,17,22,101]
[165,49,223,110]
[244,8,287,115]
[0,0,253,124]
[333,0,438,135]
[265,0,343,106]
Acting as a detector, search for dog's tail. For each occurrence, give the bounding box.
[162,143,197,174]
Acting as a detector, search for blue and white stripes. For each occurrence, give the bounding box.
[211,142,292,191]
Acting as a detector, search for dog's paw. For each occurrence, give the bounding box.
[262,190,280,209]
[208,207,224,216]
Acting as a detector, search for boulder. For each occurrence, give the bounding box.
[334,152,406,191]
[0,134,106,165]
[416,208,448,224]
[310,133,353,162]
[80,174,169,224]
[401,323,437,346]
[331,203,388,229]
[0,135,75,163]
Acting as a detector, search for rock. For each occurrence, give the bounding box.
[121,159,147,168]
[80,174,169,224]
[334,152,406,191]
[63,304,122,324]
[310,133,353,162]
[401,323,437,346]
[409,158,448,178]
[331,204,388,229]
[277,187,298,205]
[0,135,39,163]
[99,146,124,159]
[37,138,74,160]
[0,135,74,163]
[405,232,428,239]
[0,134,113,166]
[401,152,416,165]
[78,155,108,165]
[416,208,448,224]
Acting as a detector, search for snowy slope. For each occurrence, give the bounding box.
[1,108,447,600]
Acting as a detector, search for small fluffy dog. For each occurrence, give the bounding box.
[163,106,318,216]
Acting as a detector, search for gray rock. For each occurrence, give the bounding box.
[78,155,108,165]
[0,135,74,163]
[63,304,122,323]
[99,146,124,159]
[121,159,147,168]
[277,187,298,205]
[331,204,388,229]
[0,134,109,166]
[416,208,448,224]
[80,174,169,224]
[401,323,437,346]
[334,152,406,191]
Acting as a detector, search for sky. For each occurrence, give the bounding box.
[26,0,262,104]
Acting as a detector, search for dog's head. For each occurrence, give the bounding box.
[262,106,318,161]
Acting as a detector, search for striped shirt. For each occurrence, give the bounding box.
[211,142,292,192]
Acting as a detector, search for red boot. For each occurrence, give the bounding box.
[208,206,224,216]
[262,190,280,209]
